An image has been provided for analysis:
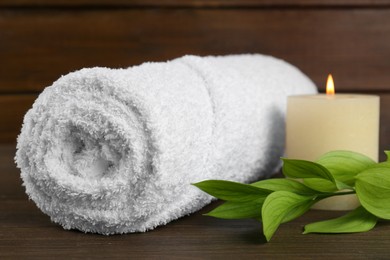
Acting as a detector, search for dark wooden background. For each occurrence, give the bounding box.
[2,1,390,258]
[1,0,390,151]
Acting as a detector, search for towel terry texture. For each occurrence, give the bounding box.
[15,54,317,234]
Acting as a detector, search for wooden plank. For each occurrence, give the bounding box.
[1,150,390,260]
[0,95,36,143]
[1,196,390,259]
[1,0,390,7]
[3,123,390,258]
[2,93,390,159]
[0,195,389,259]
[0,145,26,199]
[1,9,390,93]
[2,140,390,257]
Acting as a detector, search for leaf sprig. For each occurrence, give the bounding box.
[193,150,390,242]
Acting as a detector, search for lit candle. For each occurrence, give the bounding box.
[285,74,380,210]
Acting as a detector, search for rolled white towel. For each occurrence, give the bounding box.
[15,54,316,234]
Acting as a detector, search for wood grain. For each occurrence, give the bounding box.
[1,8,390,93]
[2,1,390,257]
[1,0,390,7]
[0,95,35,143]
[2,144,390,259]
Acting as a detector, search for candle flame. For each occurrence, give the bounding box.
[326,74,335,95]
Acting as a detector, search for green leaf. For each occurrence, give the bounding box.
[251,178,317,195]
[303,178,338,193]
[355,163,390,219]
[316,150,375,186]
[303,206,378,234]
[205,199,264,219]
[335,180,354,190]
[385,151,390,162]
[282,199,316,223]
[193,180,271,202]
[282,158,335,184]
[262,191,315,241]
[302,178,352,193]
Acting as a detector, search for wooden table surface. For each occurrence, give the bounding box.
[1,144,390,259]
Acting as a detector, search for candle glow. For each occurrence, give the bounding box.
[326,74,335,95]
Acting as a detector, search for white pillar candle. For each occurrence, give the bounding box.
[285,75,380,210]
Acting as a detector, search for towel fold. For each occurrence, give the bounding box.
[15,54,316,234]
